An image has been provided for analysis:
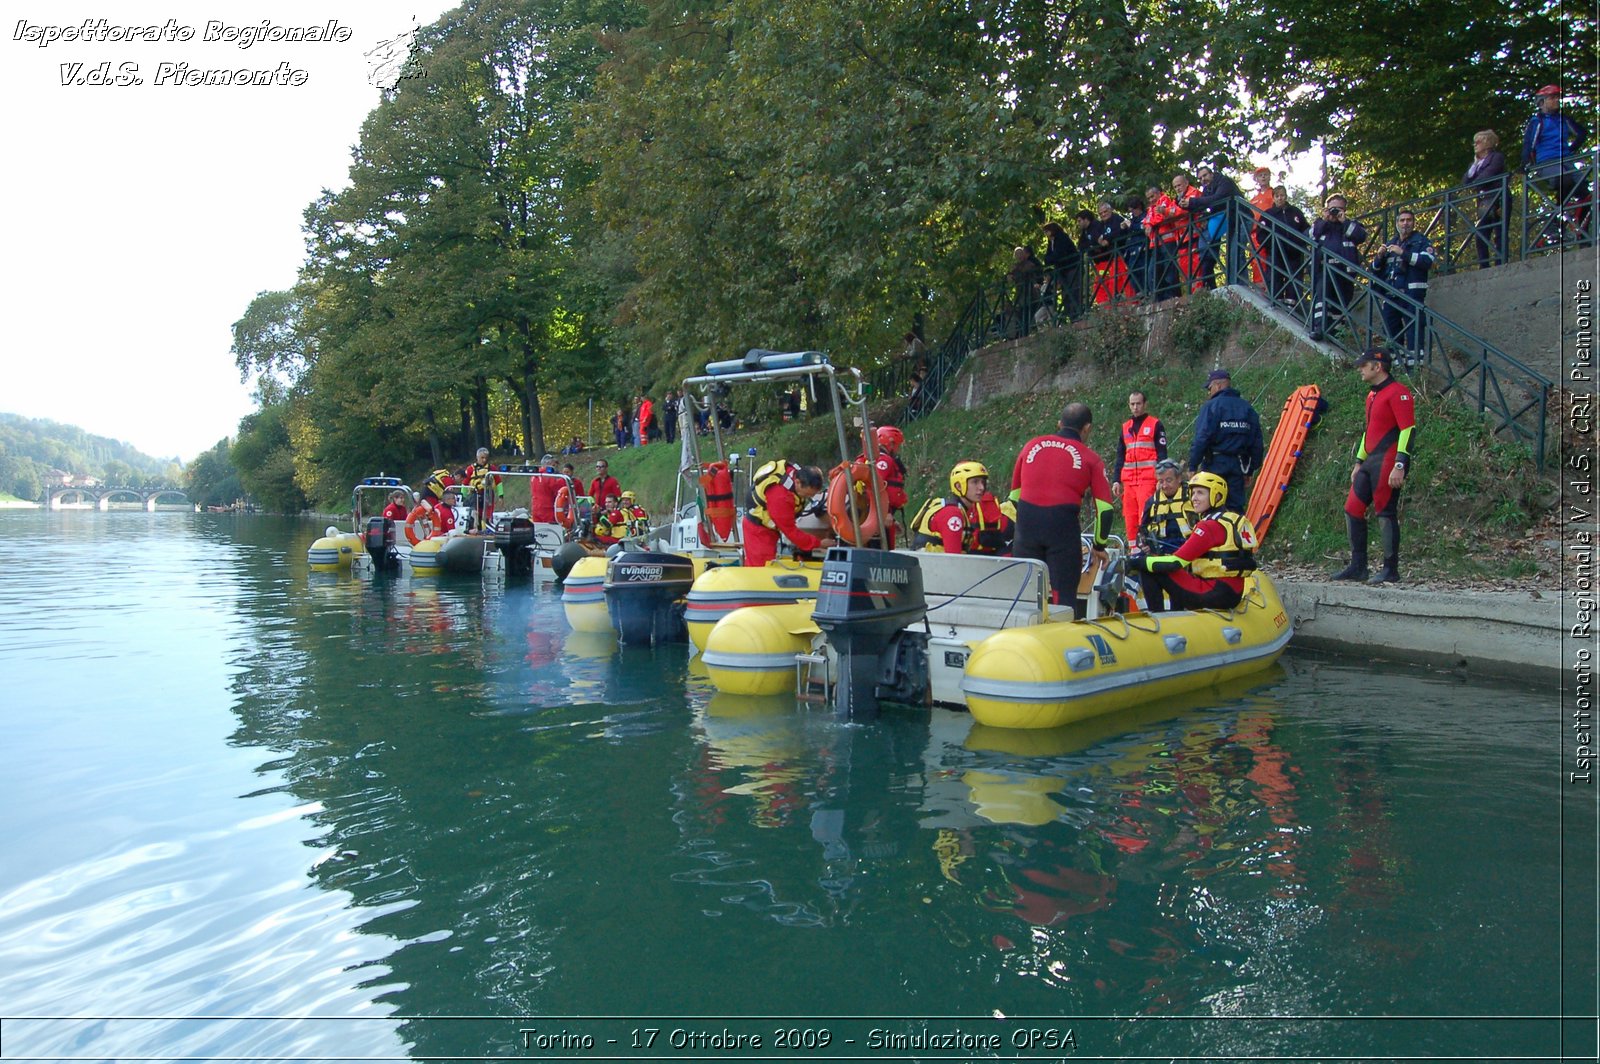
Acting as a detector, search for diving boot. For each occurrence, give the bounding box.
[1367,518,1400,583]
[1368,557,1400,583]
[1329,515,1368,581]
[1330,554,1368,581]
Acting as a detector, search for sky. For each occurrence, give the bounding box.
[2,3,455,462]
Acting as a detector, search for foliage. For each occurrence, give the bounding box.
[230,0,641,509]
[1077,304,1149,372]
[231,404,308,513]
[186,438,244,509]
[577,0,1275,384]
[0,412,182,499]
[1247,0,1597,192]
[1167,294,1240,368]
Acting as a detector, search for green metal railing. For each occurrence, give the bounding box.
[1354,147,1596,274]
[872,193,1554,467]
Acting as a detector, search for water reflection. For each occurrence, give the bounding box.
[3,512,1576,1061]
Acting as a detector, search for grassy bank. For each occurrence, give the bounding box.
[593,320,1554,583]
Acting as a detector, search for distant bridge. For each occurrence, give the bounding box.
[48,486,191,511]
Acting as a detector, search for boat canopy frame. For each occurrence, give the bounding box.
[678,349,887,549]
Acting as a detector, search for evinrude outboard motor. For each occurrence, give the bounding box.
[494,515,537,578]
[604,550,696,645]
[363,516,403,574]
[812,547,929,721]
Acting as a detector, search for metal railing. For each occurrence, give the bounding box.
[871,194,1553,467]
[1228,199,1552,469]
[1354,148,1596,274]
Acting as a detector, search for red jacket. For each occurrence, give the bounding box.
[589,475,621,508]
[742,482,821,565]
[1009,434,1112,508]
[530,474,561,523]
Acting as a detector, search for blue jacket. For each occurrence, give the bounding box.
[1523,110,1585,166]
[1311,217,1368,264]
[1373,231,1436,294]
[1190,388,1264,475]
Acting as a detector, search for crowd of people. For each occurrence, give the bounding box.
[987,85,1589,361]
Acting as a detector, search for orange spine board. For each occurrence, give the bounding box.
[1246,384,1322,545]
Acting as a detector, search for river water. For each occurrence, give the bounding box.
[0,511,1592,1062]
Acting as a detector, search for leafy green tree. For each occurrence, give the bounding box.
[275,0,637,493]
[232,405,308,513]
[11,464,43,502]
[578,0,1272,377]
[186,439,243,508]
[1247,0,1597,188]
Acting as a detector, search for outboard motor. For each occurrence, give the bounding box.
[604,550,696,645]
[812,547,929,721]
[363,516,402,574]
[494,515,537,578]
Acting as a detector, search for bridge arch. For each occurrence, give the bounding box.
[145,490,191,511]
[49,488,97,510]
[98,489,146,511]
[47,486,191,510]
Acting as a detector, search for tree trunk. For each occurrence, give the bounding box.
[474,375,491,453]
[423,407,443,468]
[518,318,545,458]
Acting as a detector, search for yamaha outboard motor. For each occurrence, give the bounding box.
[812,547,929,721]
[494,515,537,578]
[362,516,403,574]
[604,550,696,645]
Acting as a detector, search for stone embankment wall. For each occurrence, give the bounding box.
[1278,581,1566,679]
[1428,246,1597,385]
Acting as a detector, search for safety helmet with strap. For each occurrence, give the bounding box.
[1187,471,1229,512]
[875,425,905,454]
[950,460,989,499]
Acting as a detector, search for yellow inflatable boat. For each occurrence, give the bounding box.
[562,554,612,632]
[699,546,1291,731]
[960,573,1291,730]
[307,527,363,572]
[683,560,821,650]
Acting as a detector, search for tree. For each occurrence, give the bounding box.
[232,404,308,513]
[186,439,243,508]
[578,0,1272,375]
[1247,0,1597,188]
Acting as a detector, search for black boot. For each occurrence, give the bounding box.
[1330,515,1368,581]
[1368,517,1400,583]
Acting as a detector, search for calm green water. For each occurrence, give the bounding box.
[0,511,1592,1062]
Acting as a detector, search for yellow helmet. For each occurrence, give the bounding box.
[620,490,636,504]
[950,460,989,498]
[1187,471,1228,510]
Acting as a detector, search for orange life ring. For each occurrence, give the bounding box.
[827,460,881,545]
[404,503,434,546]
[554,485,576,528]
[698,461,735,539]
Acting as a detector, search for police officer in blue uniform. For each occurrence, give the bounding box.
[1188,369,1263,514]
